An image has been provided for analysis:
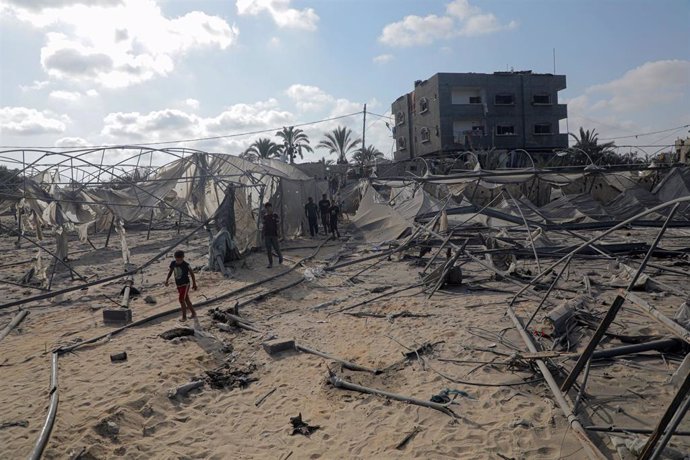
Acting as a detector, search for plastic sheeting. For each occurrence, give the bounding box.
[351,182,442,243]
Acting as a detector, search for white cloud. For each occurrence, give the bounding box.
[373,54,394,64]
[5,0,239,88]
[54,136,90,147]
[184,98,200,110]
[585,60,690,112]
[379,15,455,47]
[86,89,99,97]
[19,80,50,92]
[285,84,334,112]
[0,106,70,135]
[563,60,690,143]
[236,0,318,31]
[49,90,82,101]
[379,0,516,47]
[100,99,294,151]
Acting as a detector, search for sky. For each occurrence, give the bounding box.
[0,0,689,166]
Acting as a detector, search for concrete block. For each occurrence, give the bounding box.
[103,308,132,325]
[262,338,295,355]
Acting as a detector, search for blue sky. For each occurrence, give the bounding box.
[1,0,688,164]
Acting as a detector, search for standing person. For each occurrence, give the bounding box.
[304,197,319,238]
[329,201,341,239]
[263,202,283,268]
[165,250,197,321]
[318,194,331,235]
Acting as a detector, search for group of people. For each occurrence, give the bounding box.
[166,193,344,321]
[261,193,340,269]
[305,193,340,239]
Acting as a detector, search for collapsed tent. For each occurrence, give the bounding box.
[0,149,328,282]
[351,166,690,243]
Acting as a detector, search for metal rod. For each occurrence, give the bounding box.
[585,426,690,436]
[561,204,680,393]
[503,188,542,274]
[649,393,690,460]
[524,255,573,329]
[505,305,606,460]
[638,370,690,459]
[29,352,59,460]
[511,197,690,302]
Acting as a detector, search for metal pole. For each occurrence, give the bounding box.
[560,203,680,393]
[524,255,573,329]
[506,306,606,459]
[639,371,690,459]
[649,393,690,460]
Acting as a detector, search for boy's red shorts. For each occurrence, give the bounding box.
[177,284,190,301]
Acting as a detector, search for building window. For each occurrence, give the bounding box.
[470,125,485,136]
[397,136,407,150]
[496,125,515,136]
[395,110,405,126]
[532,93,552,105]
[494,94,515,105]
[419,97,429,113]
[420,127,430,143]
[469,96,482,104]
[534,123,552,135]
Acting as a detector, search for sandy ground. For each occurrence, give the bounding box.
[1,220,690,459]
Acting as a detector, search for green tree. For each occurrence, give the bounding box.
[316,126,361,165]
[275,126,313,163]
[351,144,384,168]
[241,138,281,161]
[569,127,617,165]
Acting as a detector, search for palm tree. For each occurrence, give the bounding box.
[316,126,361,165]
[275,126,313,163]
[241,138,281,162]
[351,144,384,168]
[569,127,617,165]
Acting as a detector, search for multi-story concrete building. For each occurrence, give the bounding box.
[391,71,568,161]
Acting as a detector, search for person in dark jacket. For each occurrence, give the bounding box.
[329,202,340,239]
[305,197,319,237]
[262,202,283,268]
[318,194,330,234]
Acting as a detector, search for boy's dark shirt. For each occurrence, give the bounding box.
[263,212,280,237]
[329,205,340,221]
[170,260,191,286]
[318,198,330,215]
[305,202,318,219]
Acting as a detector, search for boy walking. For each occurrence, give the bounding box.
[165,250,197,321]
[305,197,319,237]
[318,194,330,235]
[329,201,341,239]
[263,202,283,268]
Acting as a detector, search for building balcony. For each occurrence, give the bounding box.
[443,103,486,117]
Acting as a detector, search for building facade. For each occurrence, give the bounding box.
[391,71,568,161]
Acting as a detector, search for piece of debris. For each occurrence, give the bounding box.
[0,420,29,430]
[430,388,473,404]
[168,380,204,399]
[160,327,195,340]
[289,413,320,436]
[369,285,391,294]
[395,426,422,450]
[204,363,257,389]
[144,295,157,304]
[94,419,120,440]
[255,387,277,407]
[110,351,127,362]
[511,419,534,429]
[262,338,296,355]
